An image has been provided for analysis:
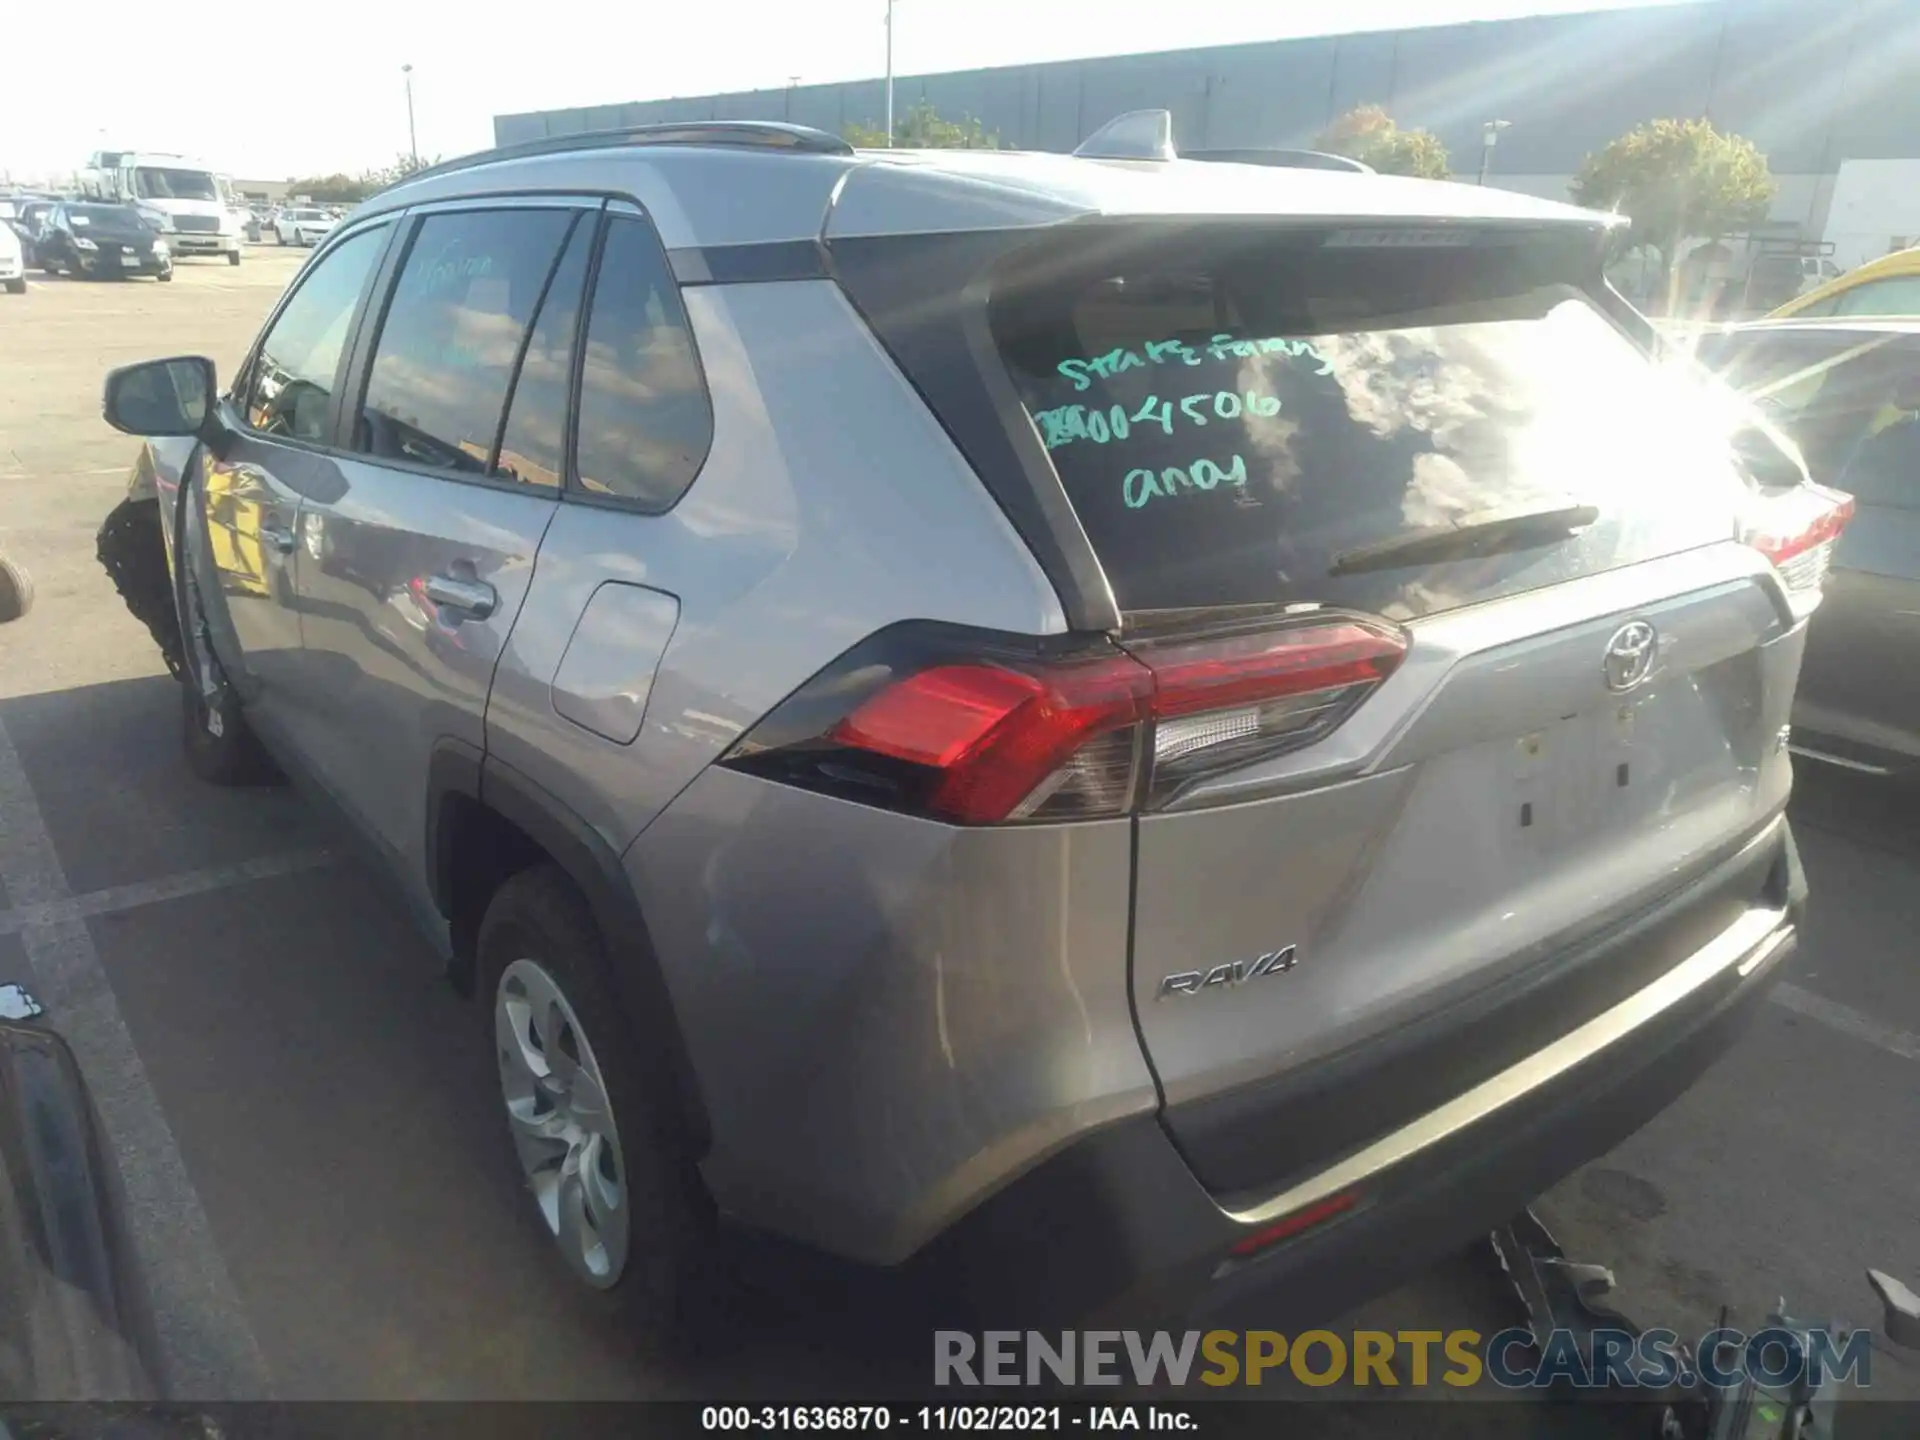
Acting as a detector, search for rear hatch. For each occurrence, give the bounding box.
[860,219,1827,1182]
[1005,223,1816,1193]
[832,215,1837,1200]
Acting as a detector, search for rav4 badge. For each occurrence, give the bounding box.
[1158,945,1298,999]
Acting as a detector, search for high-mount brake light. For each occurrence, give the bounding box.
[721,617,1408,825]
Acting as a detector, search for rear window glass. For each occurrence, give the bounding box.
[991,232,1744,620]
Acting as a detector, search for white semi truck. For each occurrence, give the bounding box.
[78,151,243,265]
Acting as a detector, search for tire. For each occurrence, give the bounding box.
[478,866,714,1339]
[227,250,240,267]
[156,271,173,283]
[0,555,32,622]
[3,278,22,295]
[179,672,282,785]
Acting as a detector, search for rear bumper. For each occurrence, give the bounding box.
[925,825,1805,1328]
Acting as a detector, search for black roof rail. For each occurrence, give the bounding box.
[384,121,855,191]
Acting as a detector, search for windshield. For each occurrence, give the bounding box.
[134,167,220,201]
[68,204,152,227]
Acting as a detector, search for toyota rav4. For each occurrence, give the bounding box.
[97,116,1839,1334]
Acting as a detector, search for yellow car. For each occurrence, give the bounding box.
[1769,246,1920,320]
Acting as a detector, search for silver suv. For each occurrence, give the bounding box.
[99,118,1837,1333]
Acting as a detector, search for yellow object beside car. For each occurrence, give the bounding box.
[1769,246,1920,320]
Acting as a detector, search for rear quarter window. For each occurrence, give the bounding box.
[569,214,713,510]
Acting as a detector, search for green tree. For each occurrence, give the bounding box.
[1313,105,1451,180]
[371,152,437,184]
[844,101,1002,149]
[284,172,372,204]
[1570,118,1775,288]
[285,155,442,206]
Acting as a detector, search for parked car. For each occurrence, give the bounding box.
[98,118,1833,1336]
[0,220,23,294]
[37,203,173,281]
[1743,253,1844,314]
[10,198,56,265]
[1695,319,1919,776]
[273,206,336,246]
[1769,245,1920,320]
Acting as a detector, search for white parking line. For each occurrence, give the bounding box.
[0,848,338,937]
[0,716,272,1400]
[1771,982,1920,1062]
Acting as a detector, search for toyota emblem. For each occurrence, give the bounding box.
[1603,620,1658,693]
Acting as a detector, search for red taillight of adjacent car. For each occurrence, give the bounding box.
[1743,487,1856,596]
[722,616,1408,825]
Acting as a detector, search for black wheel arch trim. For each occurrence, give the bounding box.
[424,744,712,1156]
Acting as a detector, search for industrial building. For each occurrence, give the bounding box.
[496,0,1920,268]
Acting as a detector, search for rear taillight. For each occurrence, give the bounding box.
[1129,620,1406,806]
[827,657,1152,824]
[721,616,1407,825]
[1743,487,1855,598]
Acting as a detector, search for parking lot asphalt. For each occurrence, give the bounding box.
[0,250,1915,1411]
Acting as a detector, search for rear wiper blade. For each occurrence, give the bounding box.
[1328,501,1600,577]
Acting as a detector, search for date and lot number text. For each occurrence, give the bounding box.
[702,1408,1193,1432]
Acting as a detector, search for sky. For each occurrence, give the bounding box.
[0,0,1689,184]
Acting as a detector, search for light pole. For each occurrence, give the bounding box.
[884,0,895,146]
[402,64,419,167]
[1477,118,1511,186]
[786,75,800,121]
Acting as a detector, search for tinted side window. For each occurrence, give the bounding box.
[355,208,576,475]
[493,217,595,489]
[1832,276,1920,318]
[244,225,388,442]
[1832,350,1920,510]
[572,215,712,508]
[1707,333,1919,506]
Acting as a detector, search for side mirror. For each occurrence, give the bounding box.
[102,356,217,439]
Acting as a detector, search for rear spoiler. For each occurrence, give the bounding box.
[1073,109,1373,173]
[1185,148,1374,175]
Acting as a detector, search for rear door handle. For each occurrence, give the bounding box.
[259,523,296,554]
[424,574,498,619]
